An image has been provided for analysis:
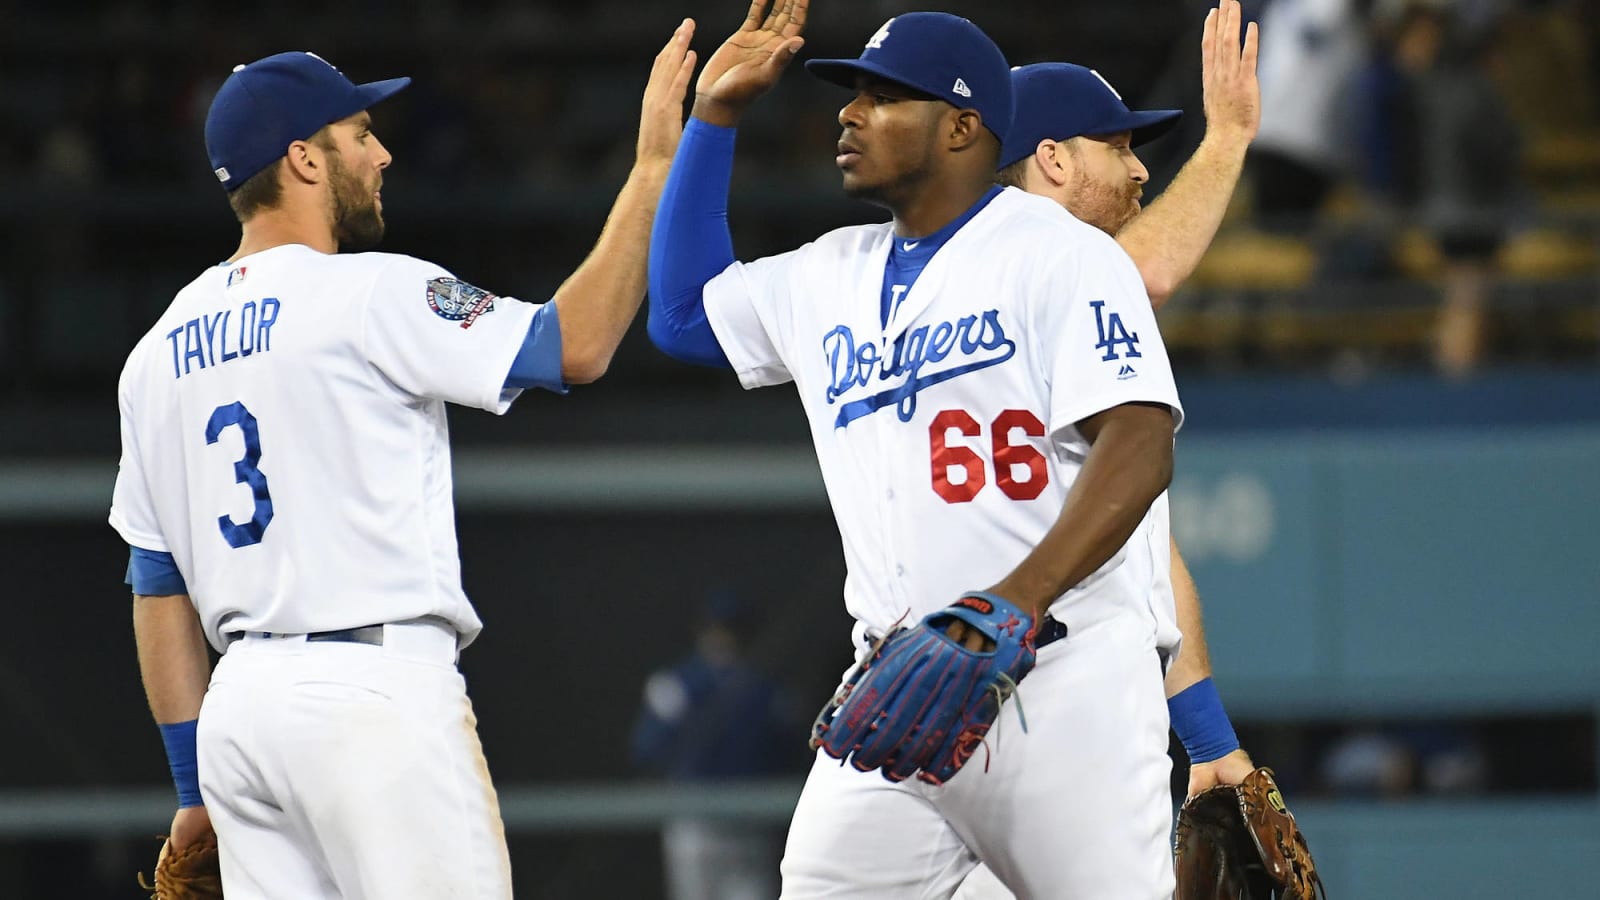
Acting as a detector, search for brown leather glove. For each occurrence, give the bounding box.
[139,833,223,899]
[1174,767,1325,900]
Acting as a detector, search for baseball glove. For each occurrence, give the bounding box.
[810,592,1036,785]
[1174,767,1325,900]
[138,832,223,900]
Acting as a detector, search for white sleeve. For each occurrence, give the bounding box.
[360,256,539,413]
[1036,235,1184,449]
[108,383,167,552]
[701,247,808,390]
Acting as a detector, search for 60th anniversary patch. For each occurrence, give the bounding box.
[426,277,497,329]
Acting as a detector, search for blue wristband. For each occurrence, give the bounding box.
[1167,678,1240,764]
[159,720,203,808]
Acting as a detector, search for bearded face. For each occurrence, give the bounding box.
[1059,135,1146,236]
[325,147,385,251]
[1065,162,1143,236]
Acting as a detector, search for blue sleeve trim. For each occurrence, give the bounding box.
[504,302,569,393]
[127,546,187,596]
[159,719,204,808]
[646,117,736,369]
[1167,677,1240,764]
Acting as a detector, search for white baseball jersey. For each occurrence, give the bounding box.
[703,187,1182,651]
[109,244,540,651]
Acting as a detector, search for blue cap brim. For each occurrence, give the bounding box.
[1126,108,1182,147]
[805,58,941,101]
[352,77,412,114]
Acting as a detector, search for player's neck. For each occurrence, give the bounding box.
[230,207,338,262]
[891,179,993,238]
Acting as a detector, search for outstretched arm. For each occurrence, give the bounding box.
[550,19,698,383]
[1164,537,1256,796]
[647,0,810,364]
[1116,0,1259,307]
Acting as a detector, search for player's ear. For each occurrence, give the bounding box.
[283,139,324,186]
[1036,140,1071,188]
[947,108,984,151]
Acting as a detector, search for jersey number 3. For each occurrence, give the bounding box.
[929,409,1048,503]
[206,401,275,548]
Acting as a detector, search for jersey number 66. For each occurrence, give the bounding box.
[929,409,1048,504]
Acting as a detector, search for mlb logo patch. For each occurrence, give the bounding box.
[425,277,497,329]
[226,266,248,287]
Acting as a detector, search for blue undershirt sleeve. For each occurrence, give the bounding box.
[503,302,569,393]
[127,546,187,596]
[646,118,736,369]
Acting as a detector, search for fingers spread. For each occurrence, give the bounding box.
[743,0,769,31]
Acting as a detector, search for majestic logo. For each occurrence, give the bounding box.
[866,18,894,49]
[425,277,497,329]
[1117,363,1137,380]
[952,78,972,98]
[823,309,1016,429]
[1091,300,1141,361]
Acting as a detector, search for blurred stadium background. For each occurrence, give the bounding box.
[2,0,1598,896]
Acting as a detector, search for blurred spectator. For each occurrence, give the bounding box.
[1360,0,1525,375]
[1320,721,1489,796]
[1250,0,1372,231]
[1320,726,1417,795]
[629,591,797,900]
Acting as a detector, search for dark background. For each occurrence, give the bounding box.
[3,0,1599,896]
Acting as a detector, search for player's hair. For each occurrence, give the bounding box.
[993,138,1082,191]
[226,126,340,224]
[995,157,1030,191]
[227,163,283,223]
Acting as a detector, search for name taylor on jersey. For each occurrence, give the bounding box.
[165,294,280,380]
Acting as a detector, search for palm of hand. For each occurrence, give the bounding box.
[697,0,807,108]
[1201,0,1261,139]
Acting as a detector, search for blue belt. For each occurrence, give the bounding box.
[1034,614,1069,649]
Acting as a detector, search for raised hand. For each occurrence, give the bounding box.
[693,0,810,127]
[1201,0,1260,146]
[637,18,699,166]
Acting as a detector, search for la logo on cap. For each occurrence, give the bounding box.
[866,18,893,49]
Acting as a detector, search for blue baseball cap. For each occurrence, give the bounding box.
[204,51,410,192]
[999,63,1182,169]
[805,12,1013,140]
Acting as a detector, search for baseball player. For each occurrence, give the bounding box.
[958,4,1264,897]
[110,27,697,899]
[650,2,1184,896]
[998,0,1262,791]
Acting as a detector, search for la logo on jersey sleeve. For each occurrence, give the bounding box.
[1090,300,1141,380]
[425,277,497,329]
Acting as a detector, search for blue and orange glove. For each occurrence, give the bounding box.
[810,591,1037,785]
